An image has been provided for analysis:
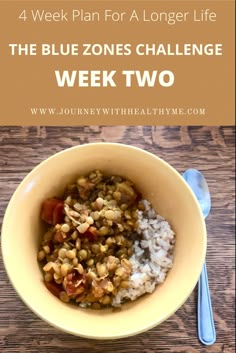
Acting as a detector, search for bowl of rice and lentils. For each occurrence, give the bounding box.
[1,143,206,339]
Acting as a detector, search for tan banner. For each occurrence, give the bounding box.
[0,1,235,125]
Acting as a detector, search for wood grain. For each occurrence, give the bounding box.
[0,126,235,353]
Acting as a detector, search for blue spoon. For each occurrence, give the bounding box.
[182,169,216,346]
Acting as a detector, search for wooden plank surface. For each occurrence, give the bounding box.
[0,126,235,353]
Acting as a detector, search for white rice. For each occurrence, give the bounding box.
[112,200,175,306]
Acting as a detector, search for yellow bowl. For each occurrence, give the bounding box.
[1,143,206,339]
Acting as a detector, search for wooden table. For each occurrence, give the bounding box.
[0,126,235,353]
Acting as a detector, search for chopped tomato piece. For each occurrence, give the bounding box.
[53,231,68,243]
[63,272,85,297]
[44,281,62,298]
[41,198,64,225]
[83,226,98,241]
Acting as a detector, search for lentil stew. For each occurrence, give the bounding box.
[38,170,143,309]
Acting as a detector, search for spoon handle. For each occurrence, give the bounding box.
[198,262,216,345]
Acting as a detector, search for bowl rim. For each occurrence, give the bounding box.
[1,142,207,339]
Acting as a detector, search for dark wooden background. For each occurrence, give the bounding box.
[0,126,235,353]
